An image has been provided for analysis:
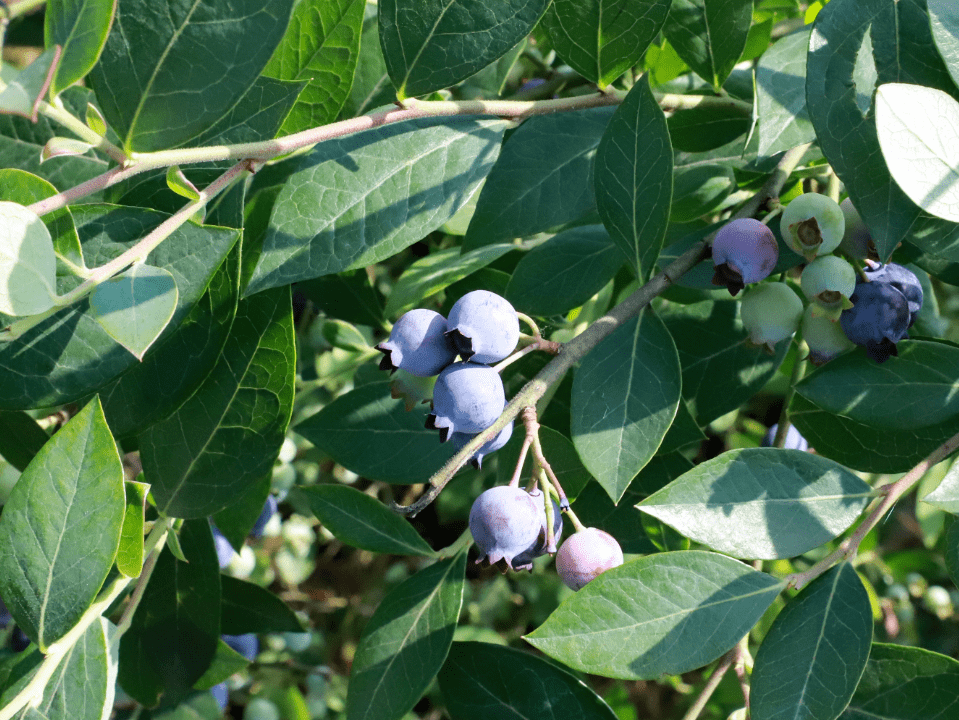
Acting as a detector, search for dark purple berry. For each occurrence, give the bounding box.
[469,486,542,570]
[711,218,779,295]
[446,291,519,364]
[377,309,457,377]
[223,633,258,661]
[863,263,923,328]
[555,527,624,591]
[250,495,278,538]
[426,362,506,441]
[450,421,513,469]
[761,423,809,452]
[512,488,564,571]
[840,279,911,363]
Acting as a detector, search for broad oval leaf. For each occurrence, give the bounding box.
[438,641,619,720]
[346,551,466,720]
[595,76,672,282]
[0,397,124,652]
[506,226,625,317]
[463,108,614,251]
[303,484,435,556]
[246,116,507,296]
[220,576,304,635]
[542,0,670,89]
[756,28,815,158]
[840,643,959,720]
[922,460,959,515]
[662,0,753,89]
[295,381,451,484]
[141,288,295,518]
[0,200,57,316]
[638,448,872,560]
[947,518,959,588]
[751,563,872,720]
[571,310,681,503]
[378,0,549,98]
[670,164,736,221]
[0,46,60,121]
[45,0,117,98]
[930,0,959,91]
[525,551,783,680]
[89,263,178,360]
[796,340,959,431]
[263,0,366,134]
[89,0,295,152]
[876,83,959,223]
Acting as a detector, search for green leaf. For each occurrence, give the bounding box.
[495,425,594,501]
[542,0,669,89]
[930,0,959,90]
[661,299,790,425]
[463,108,613,250]
[193,639,250,691]
[662,0,753,88]
[0,46,60,120]
[340,6,393,118]
[946,518,959,588]
[45,0,117,97]
[0,411,48,472]
[807,0,959,263]
[0,397,124,652]
[572,311,681,503]
[378,0,549,98]
[263,0,365,134]
[641,512,689,552]
[438,641,619,720]
[922,460,959,514]
[212,474,271,552]
[638,448,872,559]
[876,83,959,223]
[751,563,872,720]
[840,643,959,719]
[89,263,178,360]
[594,77,672,282]
[303,484,435,556]
[18,617,118,720]
[346,551,466,720]
[294,381,451,484]
[88,0,295,152]
[118,520,220,707]
[0,204,238,411]
[141,288,295,519]
[117,480,148,578]
[384,243,514,317]
[246,116,507,296]
[659,399,707,453]
[790,393,959,474]
[670,164,736,222]
[98,230,241,439]
[297,269,386,329]
[220,576,304,635]
[756,28,815,157]
[525,551,782,680]
[0,200,58,316]
[667,104,750,153]
[796,340,959,431]
[505,226,625,317]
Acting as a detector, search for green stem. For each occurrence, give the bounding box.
[111,517,173,644]
[37,100,127,164]
[773,339,808,448]
[1,0,46,19]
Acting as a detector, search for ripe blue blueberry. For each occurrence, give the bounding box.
[223,633,259,661]
[426,362,506,441]
[740,282,803,353]
[250,495,278,538]
[800,255,856,319]
[801,305,854,365]
[711,218,779,296]
[446,290,520,364]
[450,421,513,469]
[780,193,845,261]
[555,527,624,591]
[469,485,543,570]
[511,488,564,571]
[211,683,229,711]
[212,524,236,568]
[840,278,911,363]
[863,263,923,327]
[376,308,457,377]
[761,423,810,452]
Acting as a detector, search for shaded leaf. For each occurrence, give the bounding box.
[220,576,303,635]
[662,0,753,88]
[0,411,48,472]
[525,551,782,679]
[297,269,386,328]
[0,200,58,316]
[193,639,250,691]
[0,397,124,652]
[756,28,815,157]
[341,6,393,118]
[303,484,435,556]
[212,474,271,552]
[751,563,872,720]
[0,47,60,121]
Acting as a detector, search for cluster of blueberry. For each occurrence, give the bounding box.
[712,193,923,364]
[377,290,520,467]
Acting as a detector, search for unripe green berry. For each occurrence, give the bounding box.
[801,305,854,365]
[800,255,856,319]
[740,282,803,353]
[780,193,845,261]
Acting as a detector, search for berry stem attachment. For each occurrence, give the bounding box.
[760,206,783,226]
[522,406,569,509]
[509,435,533,489]
[515,312,542,340]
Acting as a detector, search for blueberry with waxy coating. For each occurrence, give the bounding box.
[250,495,278,538]
[446,290,519,364]
[469,486,542,570]
[450,421,513,469]
[761,423,810,452]
[711,218,779,296]
[426,362,506,441]
[512,488,564,571]
[223,633,259,661]
[555,527,623,590]
[376,308,457,377]
[863,263,923,327]
[840,279,911,363]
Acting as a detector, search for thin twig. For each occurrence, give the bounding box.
[680,646,739,720]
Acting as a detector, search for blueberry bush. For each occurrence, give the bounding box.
[0,1,958,719]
